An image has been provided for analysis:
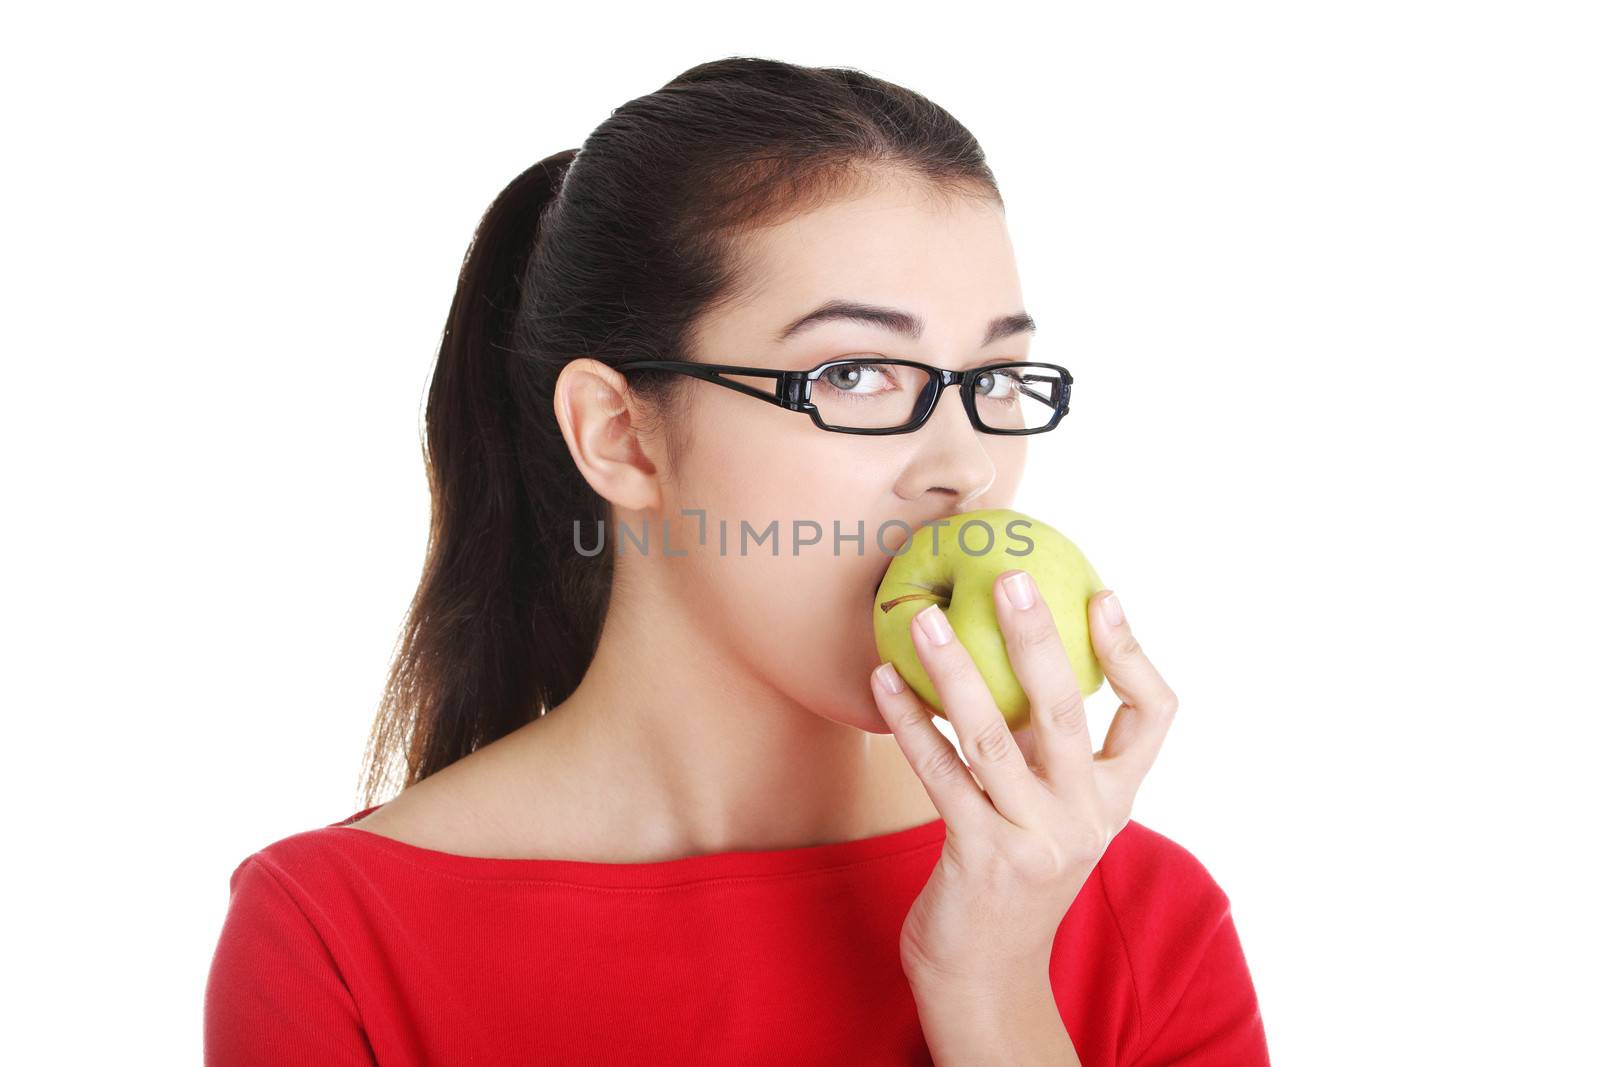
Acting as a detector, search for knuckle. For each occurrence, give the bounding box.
[1109,632,1145,664]
[1061,821,1110,864]
[920,743,971,785]
[1044,691,1089,734]
[892,702,931,731]
[1009,839,1071,883]
[1017,617,1062,657]
[970,720,1016,764]
[936,652,977,688]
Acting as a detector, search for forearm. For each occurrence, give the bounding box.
[907,972,1081,1067]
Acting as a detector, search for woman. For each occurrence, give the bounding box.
[204,56,1268,1065]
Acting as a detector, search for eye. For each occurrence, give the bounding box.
[974,368,1021,400]
[818,362,897,397]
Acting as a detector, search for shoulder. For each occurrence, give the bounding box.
[1098,818,1233,910]
[208,810,385,1000]
[220,806,383,923]
[1091,820,1269,1065]
[206,816,376,1062]
[1093,819,1236,972]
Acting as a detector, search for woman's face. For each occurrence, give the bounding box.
[653,174,1033,733]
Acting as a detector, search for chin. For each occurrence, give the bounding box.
[823,693,897,735]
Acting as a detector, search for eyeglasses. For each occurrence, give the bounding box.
[614,357,1072,435]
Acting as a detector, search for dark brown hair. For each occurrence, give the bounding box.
[357,56,1000,806]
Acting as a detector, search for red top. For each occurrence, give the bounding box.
[204,806,1268,1065]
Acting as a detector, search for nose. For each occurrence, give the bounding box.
[896,380,997,508]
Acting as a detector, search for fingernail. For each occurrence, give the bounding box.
[874,661,905,694]
[915,604,954,646]
[1002,571,1036,611]
[1101,591,1123,626]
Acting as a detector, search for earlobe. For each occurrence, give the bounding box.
[552,358,663,512]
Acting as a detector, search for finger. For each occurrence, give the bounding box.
[909,603,1045,827]
[1090,590,1178,793]
[1009,723,1042,773]
[870,661,994,830]
[993,571,1098,811]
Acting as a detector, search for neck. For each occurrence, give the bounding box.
[503,562,940,859]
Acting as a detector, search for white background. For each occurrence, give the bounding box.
[5,2,1596,1062]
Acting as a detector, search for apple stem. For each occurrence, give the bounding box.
[878,592,951,614]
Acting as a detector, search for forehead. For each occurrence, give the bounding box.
[710,176,1025,353]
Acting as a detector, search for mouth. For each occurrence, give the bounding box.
[870,547,908,604]
[868,551,897,604]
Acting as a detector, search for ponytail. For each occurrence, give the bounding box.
[358,150,600,804]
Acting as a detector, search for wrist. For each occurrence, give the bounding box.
[903,952,1054,1006]
[905,968,1073,1067]
[907,968,1055,1017]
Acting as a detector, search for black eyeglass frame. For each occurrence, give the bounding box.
[614,358,1073,436]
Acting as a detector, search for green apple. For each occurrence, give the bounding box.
[873,508,1106,731]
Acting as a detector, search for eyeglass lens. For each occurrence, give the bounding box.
[810,361,1063,431]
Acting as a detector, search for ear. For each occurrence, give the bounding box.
[552,358,664,513]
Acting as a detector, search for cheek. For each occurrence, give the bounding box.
[710,551,885,730]
[989,438,1028,497]
[676,423,887,539]
[663,430,894,722]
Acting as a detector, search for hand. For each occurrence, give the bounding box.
[870,573,1178,996]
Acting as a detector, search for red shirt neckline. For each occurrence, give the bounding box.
[326,804,948,889]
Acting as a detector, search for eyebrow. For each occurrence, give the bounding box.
[775,300,1037,348]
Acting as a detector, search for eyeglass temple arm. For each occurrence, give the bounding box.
[620,361,809,410]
